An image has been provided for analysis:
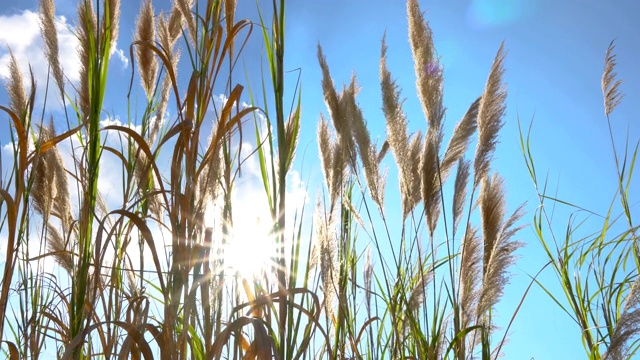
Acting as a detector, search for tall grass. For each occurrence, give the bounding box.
[521,40,640,359]
[0,0,535,359]
[310,1,526,357]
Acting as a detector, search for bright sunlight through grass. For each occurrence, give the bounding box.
[0,0,638,359]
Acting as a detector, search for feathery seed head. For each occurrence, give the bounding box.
[408,270,432,312]
[32,120,71,232]
[344,82,386,207]
[318,45,349,138]
[39,0,65,95]
[605,279,640,359]
[158,10,181,52]
[167,3,184,42]
[477,173,524,324]
[602,40,624,117]
[153,5,182,144]
[103,0,121,53]
[380,37,409,163]
[197,124,223,205]
[407,0,445,130]
[5,52,28,119]
[77,0,97,119]
[459,226,482,331]
[175,0,196,45]
[47,224,74,274]
[479,173,506,271]
[317,115,339,207]
[312,202,338,322]
[453,159,471,232]
[32,124,56,220]
[474,43,507,186]
[421,129,443,235]
[402,131,423,216]
[136,0,158,99]
[382,34,422,216]
[284,108,301,173]
[441,97,480,180]
[364,247,374,313]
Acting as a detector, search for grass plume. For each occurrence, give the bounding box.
[39,0,65,95]
[6,52,28,119]
[602,40,624,117]
[0,1,536,358]
[478,174,524,305]
[407,0,445,129]
[474,43,507,186]
[135,0,158,99]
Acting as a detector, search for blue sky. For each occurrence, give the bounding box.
[1,0,639,358]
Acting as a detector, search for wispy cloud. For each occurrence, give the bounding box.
[111,44,129,69]
[1,142,13,155]
[0,9,128,108]
[0,10,79,85]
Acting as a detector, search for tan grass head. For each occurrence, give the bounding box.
[311,201,338,322]
[382,34,422,216]
[407,0,445,130]
[318,45,350,139]
[459,226,482,332]
[477,173,525,323]
[31,124,56,221]
[604,278,640,360]
[474,43,507,186]
[404,132,423,216]
[39,0,65,95]
[284,108,301,173]
[31,120,72,230]
[46,224,74,275]
[420,128,443,235]
[342,79,386,207]
[102,0,121,53]
[453,159,471,232]
[602,40,624,117]
[441,97,480,180]
[5,51,28,119]
[380,34,409,165]
[176,0,196,45]
[77,0,97,119]
[135,0,158,99]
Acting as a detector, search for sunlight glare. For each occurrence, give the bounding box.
[204,198,276,282]
[226,216,275,280]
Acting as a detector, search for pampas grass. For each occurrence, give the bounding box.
[522,39,640,359]
[135,0,158,99]
[76,0,97,119]
[3,0,604,358]
[477,174,524,320]
[407,0,444,130]
[6,52,28,119]
[602,41,624,117]
[39,0,65,95]
[474,43,507,187]
[316,1,525,358]
[32,120,71,231]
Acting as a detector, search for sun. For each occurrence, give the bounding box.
[204,199,276,283]
[225,216,276,280]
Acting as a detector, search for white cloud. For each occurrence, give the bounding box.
[100,116,142,134]
[1,142,13,155]
[111,44,129,69]
[0,10,128,109]
[0,11,79,87]
[0,11,40,55]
